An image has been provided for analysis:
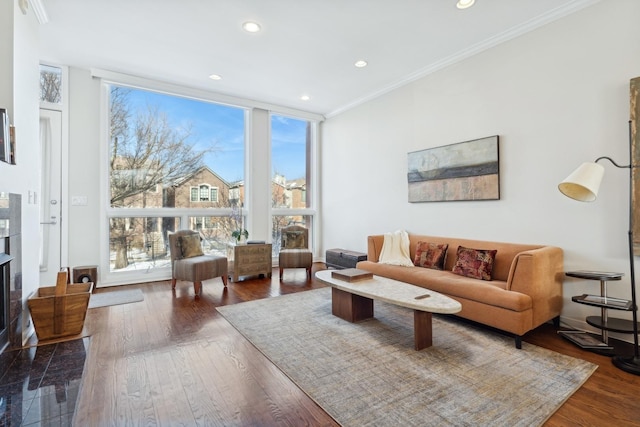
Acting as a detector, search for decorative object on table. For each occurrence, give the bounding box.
[407,135,499,202]
[27,269,92,341]
[231,228,249,243]
[278,225,312,280]
[558,121,640,375]
[230,203,248,243]
[330,268,373,282]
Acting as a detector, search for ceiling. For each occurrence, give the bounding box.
[35,0,598,117]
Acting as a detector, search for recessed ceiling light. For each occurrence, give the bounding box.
[209,74,222,81]
[300,95,310,101]
[242,21,261,33]
[354,60,368,68]
[456,0,475,9]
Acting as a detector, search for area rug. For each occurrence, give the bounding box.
[217,288,597,427]
[88,288,144,309]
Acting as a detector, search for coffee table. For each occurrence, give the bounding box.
[315,270,462,350]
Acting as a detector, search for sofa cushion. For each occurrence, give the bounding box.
[452,246,497,281]
[356,260,531,312]
[379,230,414,267]
[179,234,204,258]
[414,242,448,270]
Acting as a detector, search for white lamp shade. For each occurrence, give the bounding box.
[558,162,605,202]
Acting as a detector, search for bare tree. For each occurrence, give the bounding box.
[109,87,211,268]
[39,68,62,103]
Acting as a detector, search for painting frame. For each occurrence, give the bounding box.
[407,135,500,203]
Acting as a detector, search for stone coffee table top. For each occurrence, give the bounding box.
[315,269,461,314]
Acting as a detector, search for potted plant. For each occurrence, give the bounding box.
[230,204,248,243]
[232,228,249,243]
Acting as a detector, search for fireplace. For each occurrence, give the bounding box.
[0,192,22,353]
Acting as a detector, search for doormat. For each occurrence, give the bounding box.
[88,288,144,309]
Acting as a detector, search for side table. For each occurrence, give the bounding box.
[227,242,272,282]
[561,270,634,353]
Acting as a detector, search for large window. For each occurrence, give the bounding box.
[271,114,315,257]
[107,85,245,273]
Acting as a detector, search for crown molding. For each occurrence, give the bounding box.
[29,0,49,24]
[326,0,602,118]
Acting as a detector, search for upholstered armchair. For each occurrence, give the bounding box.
[168,230,228,297]
[278,225,312,280]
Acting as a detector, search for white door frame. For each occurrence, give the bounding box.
[39,108,69,285]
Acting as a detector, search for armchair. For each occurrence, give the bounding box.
[168,230,228,297]
[278,225,313,280]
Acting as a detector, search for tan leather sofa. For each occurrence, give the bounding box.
[356,234,564,348]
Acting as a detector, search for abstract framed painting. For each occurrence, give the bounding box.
[407,135,500,202]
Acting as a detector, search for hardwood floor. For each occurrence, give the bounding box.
[62,263,639,426]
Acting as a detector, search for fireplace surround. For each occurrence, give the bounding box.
[0,192,22,353]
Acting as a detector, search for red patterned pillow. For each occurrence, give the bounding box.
[452,246,497,281]
[414,242,448,270]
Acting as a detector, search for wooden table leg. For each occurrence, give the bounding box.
[414,310,433,350]
[332,288,373,322]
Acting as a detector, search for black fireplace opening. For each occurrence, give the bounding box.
[0,236,12,354]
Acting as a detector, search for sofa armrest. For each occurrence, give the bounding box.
[507,246,564,324]
[367,235,386,263]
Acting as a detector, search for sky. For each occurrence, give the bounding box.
[119,86,308,183]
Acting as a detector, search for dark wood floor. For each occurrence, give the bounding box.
[51,263,640,426]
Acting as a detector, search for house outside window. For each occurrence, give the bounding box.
[107,85,245,276]
[270,114,316,257]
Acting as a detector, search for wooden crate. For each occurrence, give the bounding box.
[27,271,93,341]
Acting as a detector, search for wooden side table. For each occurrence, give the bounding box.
[227,243,272,282]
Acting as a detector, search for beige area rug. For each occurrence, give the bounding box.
[88,288,144,309]
[217,288,597,427]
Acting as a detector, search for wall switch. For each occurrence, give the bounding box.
[71,196,88,206]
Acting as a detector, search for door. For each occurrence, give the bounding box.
[39,109,63,285]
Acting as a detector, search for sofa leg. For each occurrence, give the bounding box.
[171,278,177,289]
[515,336,522,349]
[279,267,284,279]
[221,275,228,287]
[552,316,560,328]
[194,281,202,297]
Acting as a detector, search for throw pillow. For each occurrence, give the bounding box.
[179,234,204,258]
[452,246,497,281]
[378,230,414,267]
[414,241,448,270]
[284,231,305,249]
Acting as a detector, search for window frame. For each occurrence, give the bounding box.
[97,71,322,286]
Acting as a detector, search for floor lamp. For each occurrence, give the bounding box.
[558,121,640,376]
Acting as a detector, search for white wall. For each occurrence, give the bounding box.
[0,1,44,344]
[321,0,640,339]
[66,68,102,267]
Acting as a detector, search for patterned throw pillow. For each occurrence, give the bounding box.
[284,231,306,249]
[452,246,497,281]
[179,234,204,258]
[414,242,448,270]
